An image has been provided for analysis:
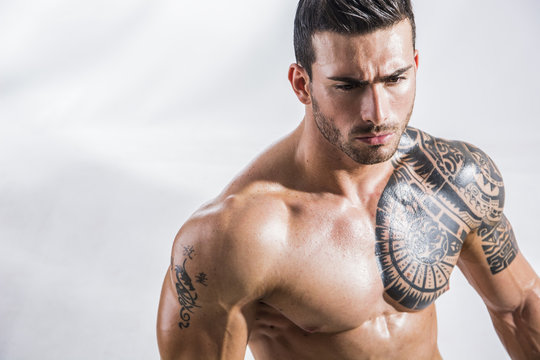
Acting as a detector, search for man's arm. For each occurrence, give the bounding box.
[157,265,252,360]
[458,213,540,359]
[156,199,278,360]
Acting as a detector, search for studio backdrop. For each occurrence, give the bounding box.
[0,0,539,359]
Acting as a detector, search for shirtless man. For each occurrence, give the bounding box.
[157,1,540,358]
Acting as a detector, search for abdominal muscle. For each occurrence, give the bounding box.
[248,302,442,360]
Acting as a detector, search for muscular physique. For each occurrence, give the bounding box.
[157,19,540,359]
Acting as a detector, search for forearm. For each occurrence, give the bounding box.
[489,282,540,359]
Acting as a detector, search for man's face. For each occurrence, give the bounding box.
[309,20,418,165]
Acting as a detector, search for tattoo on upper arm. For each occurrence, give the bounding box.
[477,215,518,274]
[196,272,208,286]
[183,245,195,260]
[172,246,208,329]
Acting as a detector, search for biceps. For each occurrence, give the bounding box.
[157,271,250,360]
[475,214,519,275]
[459,215,533,312]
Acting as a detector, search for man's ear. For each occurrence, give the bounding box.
[288,63,311,105]
[414,49,419,70]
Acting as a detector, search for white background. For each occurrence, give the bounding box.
[1,0,539,359]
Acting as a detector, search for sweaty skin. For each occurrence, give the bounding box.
[157,20,540,360]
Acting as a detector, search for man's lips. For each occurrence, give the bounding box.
[355,133,394,145]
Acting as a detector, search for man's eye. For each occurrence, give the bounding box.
[387,76,405,84]
[335,84,356,91]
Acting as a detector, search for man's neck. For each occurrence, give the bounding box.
[292,117,395,204]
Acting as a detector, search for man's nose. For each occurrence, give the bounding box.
[359,84,388,125]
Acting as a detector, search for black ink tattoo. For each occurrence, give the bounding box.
[172,246,208,329]
[183,245,195,260]
[477,215,518,274]
[376,128,516,310]
[196,273,208,286]
[174,258,199,329]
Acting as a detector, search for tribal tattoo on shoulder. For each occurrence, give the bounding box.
[375,128,518,310]
[171,246,209,329]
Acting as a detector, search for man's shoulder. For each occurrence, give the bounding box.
[172,182,290,291]
[217,182,292,240]
[397,127,505,223]
[401,127,495,162]
[179,182,290,246]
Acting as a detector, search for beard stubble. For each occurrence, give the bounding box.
[311,96,413,165]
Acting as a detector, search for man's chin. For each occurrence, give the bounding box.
[353,155,394,165]
[344,143,399,165]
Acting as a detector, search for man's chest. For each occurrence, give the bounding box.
[265,181,472,332]
[375,166,473,311]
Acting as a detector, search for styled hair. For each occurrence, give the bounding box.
[294,0,416,78]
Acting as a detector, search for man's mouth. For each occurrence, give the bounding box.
[354,133,394,145]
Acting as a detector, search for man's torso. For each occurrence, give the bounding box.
[165,127,507,359]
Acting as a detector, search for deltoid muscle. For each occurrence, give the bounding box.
[375,128,516,310]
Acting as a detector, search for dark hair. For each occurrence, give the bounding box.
[294,0,416,78]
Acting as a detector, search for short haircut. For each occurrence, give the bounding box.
[294,0,416,78]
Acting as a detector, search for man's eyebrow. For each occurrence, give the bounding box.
[327,65,414,84]
[380,65,413,82]
[327,76,370,86]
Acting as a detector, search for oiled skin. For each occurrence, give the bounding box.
[249,303,440,360]
[158,127,448,360]
[157,122,540,359]
[157,20,540,360]
[157,124,540,359]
